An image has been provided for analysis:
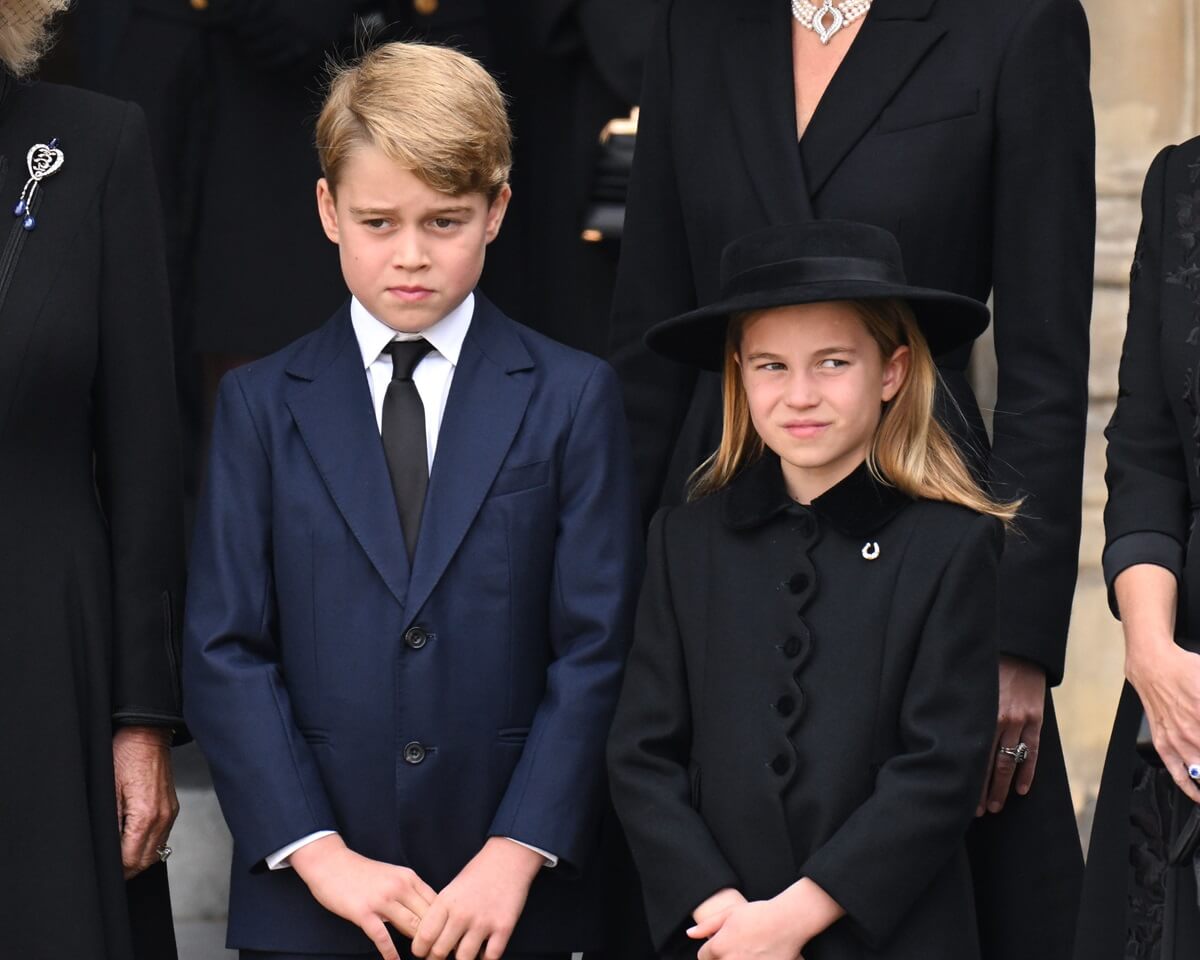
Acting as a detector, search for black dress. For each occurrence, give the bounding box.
[609,1,1094,954]
[1076,140,1200,959]
[607,457,1001,960]
[0,78,184,959]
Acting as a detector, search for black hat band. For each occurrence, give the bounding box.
[725,255,903,300]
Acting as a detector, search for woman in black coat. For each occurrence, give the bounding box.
[1076,140,1200,957]
[0,7,185,958]
[609,2,1094,955]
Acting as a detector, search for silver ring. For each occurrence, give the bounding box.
[156,844,173,863]
[998,742,1030,764]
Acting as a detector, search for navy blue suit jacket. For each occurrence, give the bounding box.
[182,293,641,954]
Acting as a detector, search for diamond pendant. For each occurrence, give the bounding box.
[813,0,845,43]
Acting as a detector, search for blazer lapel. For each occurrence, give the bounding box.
[722,1,814,223]
[403,297,534,627]
[800,0,945,198]
[286,306,411,607]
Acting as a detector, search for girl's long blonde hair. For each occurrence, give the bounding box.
[0,0,70,77]
[688,298,1019,524]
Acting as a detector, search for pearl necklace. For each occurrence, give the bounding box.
[790,0,871,44]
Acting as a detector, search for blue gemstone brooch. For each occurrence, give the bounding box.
[13,138,64,231]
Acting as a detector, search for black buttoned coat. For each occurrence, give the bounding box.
[607,457,1001,960]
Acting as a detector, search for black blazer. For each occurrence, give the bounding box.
[1102,141,1200,626]
[610,0,1094,682]
[607,457,1001,959]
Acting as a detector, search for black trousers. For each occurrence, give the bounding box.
[966,693,1083,960]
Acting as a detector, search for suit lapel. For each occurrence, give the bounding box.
[286,307,411,607]
[403,297,534,627]
[800,0,945,198]
[722,1,814,224]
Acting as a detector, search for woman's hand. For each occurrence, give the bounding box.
[1117,563,1200,802]
[112,726,178,879]
[977,655,1045,816]
[1126,634,1200,804]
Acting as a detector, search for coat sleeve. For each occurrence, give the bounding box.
[607,0,703,519]
[93,101,186,732]
[606,508,742,949]
[182,371,338,871]
[800,514,1001,949]
[1101,146,1190,616]
[987,0,1094,683]
[487,361,643,870]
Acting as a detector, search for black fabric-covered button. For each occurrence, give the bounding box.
[783,635,803,658]
[770,754,790,776]
[403,742,426,765]
[404,627,428,649]
[774,695,796,717]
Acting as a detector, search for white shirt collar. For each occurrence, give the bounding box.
[350,291,474,370]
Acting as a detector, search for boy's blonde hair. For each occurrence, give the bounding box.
[0,0,70,76]
[317,42,511,200]
[690,299,1020,524]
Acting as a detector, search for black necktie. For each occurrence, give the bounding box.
[382,339,434,559]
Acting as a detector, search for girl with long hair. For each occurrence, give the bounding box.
[608,221,1012,960]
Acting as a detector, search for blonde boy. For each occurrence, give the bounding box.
[183,43,640,960]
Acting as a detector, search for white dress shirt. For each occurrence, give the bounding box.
[266,293,556,871]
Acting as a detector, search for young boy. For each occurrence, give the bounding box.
[183,42,641,960]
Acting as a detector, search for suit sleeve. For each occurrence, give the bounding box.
[607,0,702,519]
[988,0,1094,683]
[801,514,1001,949]
[487,361,642,870]
[606,509,741,949]
[93,102,186,732]
[182,372,338,871]
[1102,146,1190,616]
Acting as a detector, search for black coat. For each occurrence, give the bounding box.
[1077,140,1200,958]
[609,0,1094,686]
[0,79,184,958]
[607,457,1001,960]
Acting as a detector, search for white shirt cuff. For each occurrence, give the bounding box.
[266,830,338,870]
[505,837,558,868]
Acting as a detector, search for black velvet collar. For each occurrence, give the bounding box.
[721,453,912,537]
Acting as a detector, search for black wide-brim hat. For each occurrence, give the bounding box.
[646,220,990,371]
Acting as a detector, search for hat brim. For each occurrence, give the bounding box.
[645,280,990,371]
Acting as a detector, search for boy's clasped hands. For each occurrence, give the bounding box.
[290,834,544,960]
[687,879,845,960]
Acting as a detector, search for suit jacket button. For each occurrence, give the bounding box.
[770,754,790,776]
[403,742,426,765]
[404,627,428,649]
[773,695,796,717]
